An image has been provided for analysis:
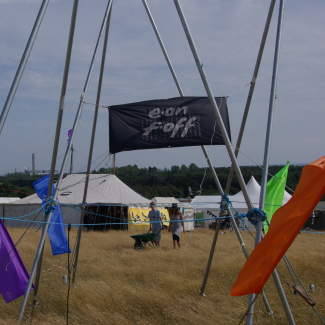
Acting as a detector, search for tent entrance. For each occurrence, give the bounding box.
[83,205,128,231]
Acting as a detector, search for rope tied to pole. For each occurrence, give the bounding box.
[246,208,267,226]
[44,198,59,213]
[220,194,246,230]
[220,194,230,211]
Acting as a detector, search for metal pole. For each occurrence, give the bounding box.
[32,0,80,306]
[199,148,272,316]
[0,0,50,135]
[18,1,113,322]
[70,145,74,174]
[72,4,113,285]
[246,1,295,324]
[142,0,183,95]
[143,2,272,313]
[47,0,80,196]
[173,0,254,211]
[199,147,232,295]
[225,0,276,193]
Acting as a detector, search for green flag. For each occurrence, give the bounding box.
[264,161,290,233]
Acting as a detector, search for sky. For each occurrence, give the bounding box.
[0,0,324,175]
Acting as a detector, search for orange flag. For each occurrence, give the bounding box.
[231,156,325,296]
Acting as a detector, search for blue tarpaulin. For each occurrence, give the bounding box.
[33,175,71,256]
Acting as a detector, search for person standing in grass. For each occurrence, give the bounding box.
[149,202,163,247]
[169,203,185,249]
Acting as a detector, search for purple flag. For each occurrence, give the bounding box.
[0,219,34,303]
[68,129,72,139]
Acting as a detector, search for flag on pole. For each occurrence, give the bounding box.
[33,175,71,256]
[0,219,34,303]
[263,161,290,233]
[231,156,325,296]
[67,129,72,144]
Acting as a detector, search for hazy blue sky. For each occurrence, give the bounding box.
[0,0,324,174]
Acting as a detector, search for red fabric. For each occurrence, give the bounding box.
[231,156,325,296]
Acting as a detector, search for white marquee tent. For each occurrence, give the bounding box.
[151,197,180,205]
[191,176,292,230]
[0,197,20,204]
[1,174,150,228]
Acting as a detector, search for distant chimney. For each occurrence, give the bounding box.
[32,153,36,172]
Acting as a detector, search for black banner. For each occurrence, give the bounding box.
[108,96,231,154]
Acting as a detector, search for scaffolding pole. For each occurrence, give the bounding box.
[224,0,276,193]
[18,1,113,322]
[32,0,80,307]
[246,1,295,324]
[0,0,50,135]
[142,0,272,314]
[72,3,113,285]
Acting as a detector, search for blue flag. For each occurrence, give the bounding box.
[33,175,71,256]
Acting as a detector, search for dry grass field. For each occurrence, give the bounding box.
[1,227,324,325]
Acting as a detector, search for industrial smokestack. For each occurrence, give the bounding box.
[32,153,36,172]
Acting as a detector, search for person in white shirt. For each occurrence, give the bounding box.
[148,202,163,247]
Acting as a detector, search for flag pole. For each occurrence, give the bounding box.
[18,1,113,321]
[246,1,295,324]
[0,0,50,135]
[72,2,113,285]
[142,0,272,313]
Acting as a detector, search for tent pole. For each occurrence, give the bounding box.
[120,205,122,230]
[18,1,113,321]
[32,0,80,307]
[225,0,276,194]
[246,1,295,324]
[0,0,50,135]
[143,0,272,312]
[71,2,113,286]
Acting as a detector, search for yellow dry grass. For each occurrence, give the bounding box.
[1,228,324,325]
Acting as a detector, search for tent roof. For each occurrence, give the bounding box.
[191,176,292,210]
[151,197,180,204]
[0,197,20,204]
[9,174,150,206]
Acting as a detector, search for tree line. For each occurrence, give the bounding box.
[1,164,323,201]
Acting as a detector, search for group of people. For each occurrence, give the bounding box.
[148,201,185,249]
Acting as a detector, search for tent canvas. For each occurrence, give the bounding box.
[1,174,150,228]
[0,198,20,204]
[151,197,180,205]
[190,176,292,230]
